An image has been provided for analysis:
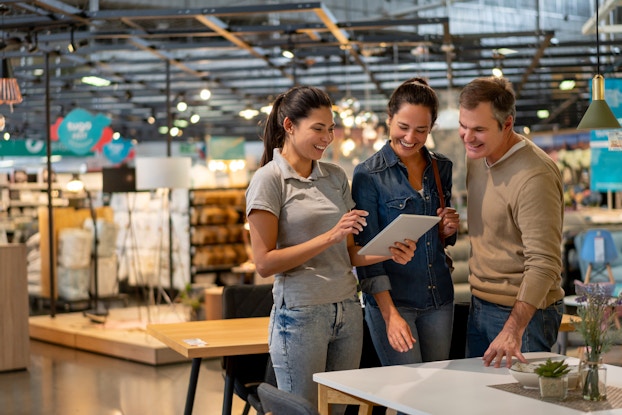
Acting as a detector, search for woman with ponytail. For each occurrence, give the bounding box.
[245,85,416,410]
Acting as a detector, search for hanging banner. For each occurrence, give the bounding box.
[590,78,622,191]
[57,108,112,156]
[0,139,93,157]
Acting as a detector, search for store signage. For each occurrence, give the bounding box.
[590,78,622,191]
[57,108,112,156]
[103,138,134,164]
[0,139,94,157]
[207,136,245,160]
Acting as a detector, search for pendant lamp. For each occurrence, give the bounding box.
[577,0,621,130]
[0,57,23,110]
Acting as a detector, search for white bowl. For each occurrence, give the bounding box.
[509,361,579,390]
[509,362,541,389]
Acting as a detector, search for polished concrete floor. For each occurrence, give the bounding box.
[0,339,248,415]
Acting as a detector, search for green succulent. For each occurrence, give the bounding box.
[534,358,571,378]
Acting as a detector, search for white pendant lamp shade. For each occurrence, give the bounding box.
[135,157,191,190]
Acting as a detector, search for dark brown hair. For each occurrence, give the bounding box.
[260,85,333,166]
[386,77,439,126]
[459,77,516,129]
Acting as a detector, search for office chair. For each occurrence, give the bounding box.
[258,383,320,415]
[222,283,274,415]
[565,229,621,333]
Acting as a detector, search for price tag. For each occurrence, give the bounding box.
[183,338,208,346]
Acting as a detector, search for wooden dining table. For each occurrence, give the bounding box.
[147,316,270,415]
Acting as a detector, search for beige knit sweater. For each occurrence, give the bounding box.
[466,138,565,309]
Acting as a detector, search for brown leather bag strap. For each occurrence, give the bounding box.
[431,157,445,209]
[431,156,446,244]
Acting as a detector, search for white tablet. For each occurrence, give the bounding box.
[357,214,441,256]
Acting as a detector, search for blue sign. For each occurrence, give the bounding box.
[103,138,134,164]
[590,78,622,191]
[57,108,111,156]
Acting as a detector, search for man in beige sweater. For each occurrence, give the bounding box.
[458,77,565,368]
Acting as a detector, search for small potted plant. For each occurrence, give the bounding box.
[178,283,206,321]
[535,358,571,401]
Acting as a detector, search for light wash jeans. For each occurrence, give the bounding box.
[269,296,363,412]
[364,301,454,365]
[466,296,563,358]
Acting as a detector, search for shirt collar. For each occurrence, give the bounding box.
[485,137,526,168]
[272,148,327,181]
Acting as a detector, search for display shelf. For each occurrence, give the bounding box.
[188,188,248,283]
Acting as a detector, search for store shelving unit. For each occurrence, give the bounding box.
[188,188,248,284]
[0,182,68,243]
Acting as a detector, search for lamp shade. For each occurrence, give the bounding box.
[577,75,621,130]
[0,58,23,106]
[135,157,191,190]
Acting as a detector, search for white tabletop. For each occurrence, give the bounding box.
[313,352,622,415]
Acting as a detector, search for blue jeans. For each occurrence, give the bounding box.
[269,297,363,411]
[466,296,563,358]
[364,300,454,365]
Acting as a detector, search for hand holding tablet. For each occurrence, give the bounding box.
[358,214,440,256]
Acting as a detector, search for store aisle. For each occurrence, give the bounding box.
[0,340,247,415]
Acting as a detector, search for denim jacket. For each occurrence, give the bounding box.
[351,142,456,309]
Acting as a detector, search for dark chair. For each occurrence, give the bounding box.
[257,383,320,415]
[222,283,274,415]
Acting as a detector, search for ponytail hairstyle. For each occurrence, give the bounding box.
[260,85,333,166]
[386,77,439,127]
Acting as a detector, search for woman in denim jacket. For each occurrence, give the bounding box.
[352,78,460,366]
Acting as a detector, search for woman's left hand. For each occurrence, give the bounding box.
[437,207,460,238]
[388,239,417,264]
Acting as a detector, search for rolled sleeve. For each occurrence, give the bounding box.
[359,274,392,294]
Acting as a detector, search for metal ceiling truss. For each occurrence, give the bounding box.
[0,0,620,142]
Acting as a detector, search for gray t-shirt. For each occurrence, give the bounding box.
[245,149,357,308]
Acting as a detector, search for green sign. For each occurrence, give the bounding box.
[0,139,94,157]
[207,136,245,160]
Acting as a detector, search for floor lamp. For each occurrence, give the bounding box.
[135,157,191,309]
[66,175,108,323]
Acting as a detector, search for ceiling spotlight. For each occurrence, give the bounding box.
[537,109,550,119]
[493,48,518,56]
[67,28,77,53]
[81,76,111,87]
[239,107,259,120]
[282,49,294,59]
[176,101,188,112]
[491,67,503,78]
[190,113,200,124]
[559,79,576,91]
[147,116,155,125]
[200,88,211,100]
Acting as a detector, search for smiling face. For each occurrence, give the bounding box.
[281,106,335,167]
[459,101,514,165]
[387,103,432,161]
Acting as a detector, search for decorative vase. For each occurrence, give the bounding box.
[539,375,568,401]
[581,360,607,401]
